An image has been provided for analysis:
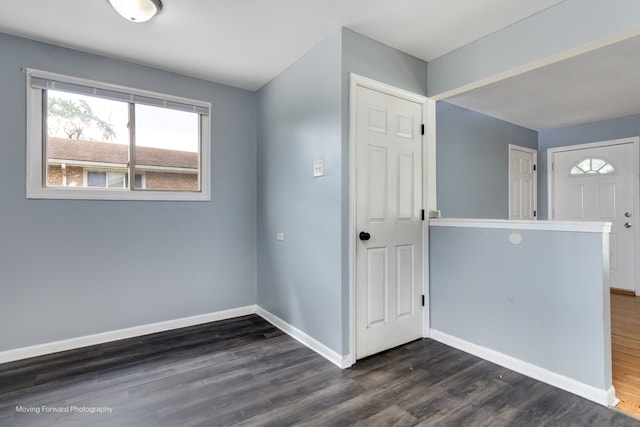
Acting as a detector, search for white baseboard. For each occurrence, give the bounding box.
[256,307,349,368]
[0,305,257,364]
[608,387,621,408]
[430,329,617,408]
[1,304,352,372]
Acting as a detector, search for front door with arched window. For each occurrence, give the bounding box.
[550,138,639,294]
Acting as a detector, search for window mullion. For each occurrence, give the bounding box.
[128,103,136,191]
[41,90,48,188]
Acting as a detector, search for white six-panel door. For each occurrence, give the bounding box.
[509,145,537,220]
[551,140,637,292]
[355,85,423,359]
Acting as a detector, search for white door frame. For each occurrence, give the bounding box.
[348,73,437,366]
[547,137,640,295]
[508,144,537,220]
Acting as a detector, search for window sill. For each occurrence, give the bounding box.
[26,186,211,202]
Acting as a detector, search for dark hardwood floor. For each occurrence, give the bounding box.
[1,315,638,426]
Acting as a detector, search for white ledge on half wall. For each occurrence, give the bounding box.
[428,218,611,234]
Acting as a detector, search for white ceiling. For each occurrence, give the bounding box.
[3,0,633,132]
[443,34,640,131]
[0,0,563,91]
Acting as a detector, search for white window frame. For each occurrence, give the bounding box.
[25,68,211,201]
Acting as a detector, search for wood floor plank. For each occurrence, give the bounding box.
[351,405,418,427]
[612,292,640,418]
[1,314,639,426]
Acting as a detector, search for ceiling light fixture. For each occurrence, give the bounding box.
[108,0,162,23]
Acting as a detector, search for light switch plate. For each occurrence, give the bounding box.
[276,232,284,241]
[313,160,324,177]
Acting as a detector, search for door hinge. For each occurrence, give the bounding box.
[533,164,537,171]
[421,209,425,221]
[533,210,537,217]
[421,124,425,135]
[421,295,425,307]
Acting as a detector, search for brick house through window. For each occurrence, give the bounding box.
[46,137,199,191]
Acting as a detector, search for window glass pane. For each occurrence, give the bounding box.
[576,159,591,171]
[570,167,584,175]
[600,163,615,174]
[45,90,129,189]
[87,171,106,187]
[134,104,200,192]
[591,158,606,170]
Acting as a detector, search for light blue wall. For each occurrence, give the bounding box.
[436,102,538,219]
[341,28,428,97]
[4,26,428,359]
[0,33,257,352]
[428,0,640,97]
[430,224,611,390]
[538,114,640,219]
[257,31,344,353]
[257,28,429,356]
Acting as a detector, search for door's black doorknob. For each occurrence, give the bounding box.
[359,231,371,241]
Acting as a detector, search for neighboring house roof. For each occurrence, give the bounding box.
[48,137,198,170]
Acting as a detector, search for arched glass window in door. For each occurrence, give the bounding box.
[570,158,615,176]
